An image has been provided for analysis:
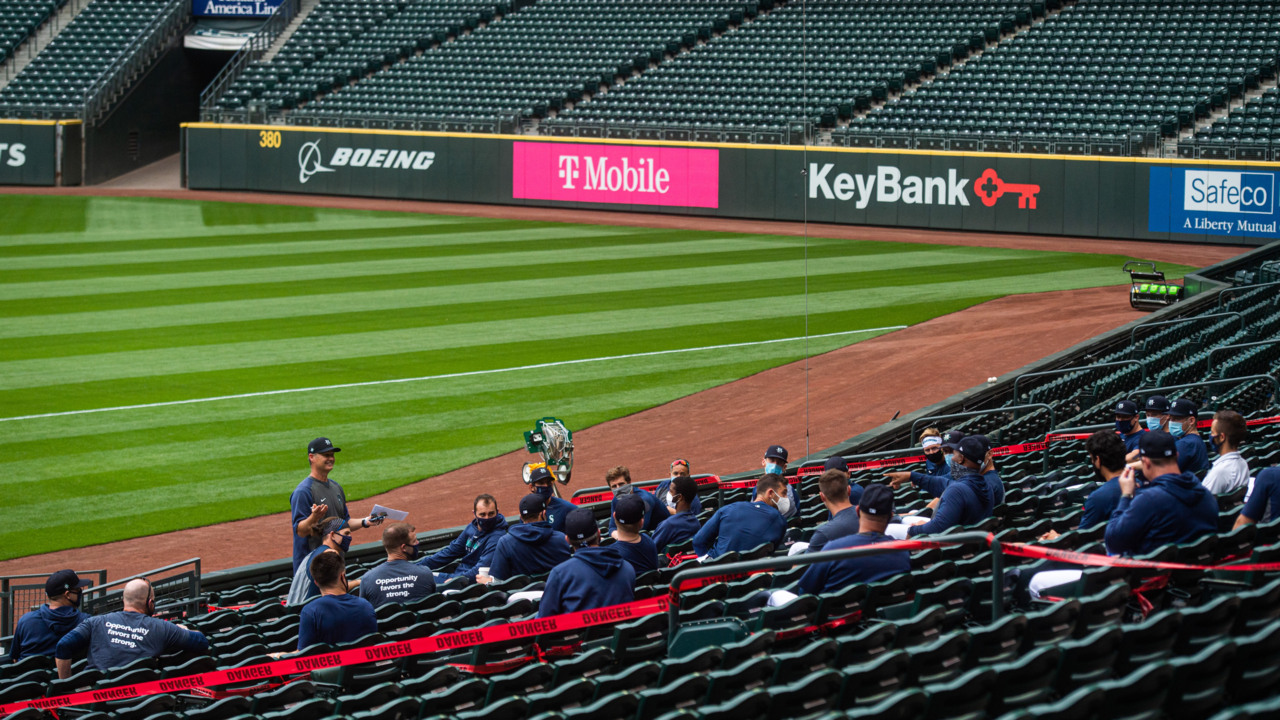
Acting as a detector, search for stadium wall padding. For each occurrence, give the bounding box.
[0,120,77,186]
[183,123,1280,246]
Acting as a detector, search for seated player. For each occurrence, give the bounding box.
[537,508,636,617]
[488,494,572,581]
[609,494,660,575]
[359,522,436,608]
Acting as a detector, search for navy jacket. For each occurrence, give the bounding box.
[908,469,1004,537]
[1105,471,1218,556]
[797,532,910,594]
[752,483,799,519]
[610,535,659,575]
[298,594,376,651]
[807,506,861,553]
[607,488,666,533]
[543,496,577,534]
[907,468,953,499]
[651,510,701,553]
[419,515,508,580]
[1242,468,1280,523]
[489,522,572,580]
[654,479,703,515]
[1121,429,1144,454]
[1080,477,1124,529]
[693,501,786,558]
[537,545,636,618]
[9,605,90,663]
[1176,434,1208,474]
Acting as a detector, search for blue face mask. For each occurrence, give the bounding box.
[476,516,501,533]
[765,462,783,475]
[1116,419,1134,434]
[334,533,352,553]
[1146,417,1163,431]
[1170,422,1187,439]
[533,485,553,499]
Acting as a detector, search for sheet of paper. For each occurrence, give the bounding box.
[372,504,408,521]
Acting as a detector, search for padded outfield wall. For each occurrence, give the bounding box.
[0,119,81,186]
[183,123,1280,246]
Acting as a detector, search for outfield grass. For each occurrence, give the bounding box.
[0,195,1192,560]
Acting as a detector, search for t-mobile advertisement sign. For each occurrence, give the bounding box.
[511,142,719,208]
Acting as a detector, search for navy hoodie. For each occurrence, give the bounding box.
[419,514,508,580]
[543,496,577,534]
[537,545,636,617]
[1081,477,1125,529]
[908,469,1004,537]
[1105,471,1218,556]
[489,522,572,580]
[9,605,90,663]
[1176,434,1208,474]
[609,534,659,575]
[907,467,953,499]
[693,501,786,558]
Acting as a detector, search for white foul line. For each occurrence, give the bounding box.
[0,326,906,423]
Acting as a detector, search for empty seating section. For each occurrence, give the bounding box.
[0,0,64,66]
[216,0,506,112]
[851,0,1280,145]
[1194,86,1280,146]
[548,0,1036,133]
[0,0,168,116]
[291,0,751,122]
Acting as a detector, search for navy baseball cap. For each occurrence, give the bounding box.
[940,429,965,450]
[1114,400,1139,417]
[564,508,599,543]
[1167,398,1198,418]
[519,493,547,518]
[1139,430,1178,459]
[823,456,848,473]
[528,466,552,485]
[765,445,788,462]
[46,569,90,597]
[859,484,895,517]
[308,437,340,454]
[957,435,992,464]
[1145,395,1170,414]
[614,494,646,525]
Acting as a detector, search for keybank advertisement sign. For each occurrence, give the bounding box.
[193,0,283,16]
[512,141,719,208]
[1149,167,1279,239]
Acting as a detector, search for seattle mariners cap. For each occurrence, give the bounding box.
[858,484,895,517]
[1167,398,1199,418]
[519,493,547,518]
[527,466,553,485]
[564,508,599,544]
[765,445,788,462]
[308,437,340,454]
[1145,395,1170,414]
[823,456,849,473]
[957,435,992,464]
[614,494,646,525]
[1114,400,1139,417]
[1139,430,1178,459]
[46,569,90,597]
[940,429,965,450]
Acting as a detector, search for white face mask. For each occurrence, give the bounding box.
[774,494,792,516]
[665,491,676,508]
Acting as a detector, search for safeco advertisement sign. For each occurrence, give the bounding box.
[512,142,719,208]
[1149,167,1279,239]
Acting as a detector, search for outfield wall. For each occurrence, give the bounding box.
[0,119,81,186]
[184,123,1280,246]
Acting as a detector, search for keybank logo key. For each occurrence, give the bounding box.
[1184,171,1273,215]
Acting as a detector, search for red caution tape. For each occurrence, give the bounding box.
[0,596,670,716]
[1000,540,1280,572]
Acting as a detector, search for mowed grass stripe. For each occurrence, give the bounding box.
[0,268,1129,392]
[2,251,1077,346]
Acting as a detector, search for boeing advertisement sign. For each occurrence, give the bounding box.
[1149,167,1279,239]
[193,0,283,17]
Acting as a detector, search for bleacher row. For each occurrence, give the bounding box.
[0,0,64,67]
[1,254,1279,720]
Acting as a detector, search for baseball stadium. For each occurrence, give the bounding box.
[1,0,1280,718]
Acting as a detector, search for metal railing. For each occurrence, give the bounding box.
[1127,375,1280,411]
[198,0,300,112]
[1012,360,1148,402]
[1,569,107,640]
[666,531,1004,637]
[1217,280,1280,309]
[82,0,189,124]
[1207,341,1280,374]
[1168,137,1279,162]
[81,558,203,619]
[1129,311,1245,349]
[908,404,1056,472]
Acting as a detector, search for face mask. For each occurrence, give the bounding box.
[944,454,955,468]
[924,451,942,465]
[774,495,792,516]
[1146,417,1163,431]
[614,483,634,497]
[765,462,783,475]
[665,491,677,508]
[1211,434,1225,454]
[476,516,500,533]
[1116,419,1134,434]
[1170,423,1187,439]
[533,485,553,499]
[334,533,352,553]
[68,591,82,609]
[404,542,419,561]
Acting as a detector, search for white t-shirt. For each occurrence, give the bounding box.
[1202,451,1250,495]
